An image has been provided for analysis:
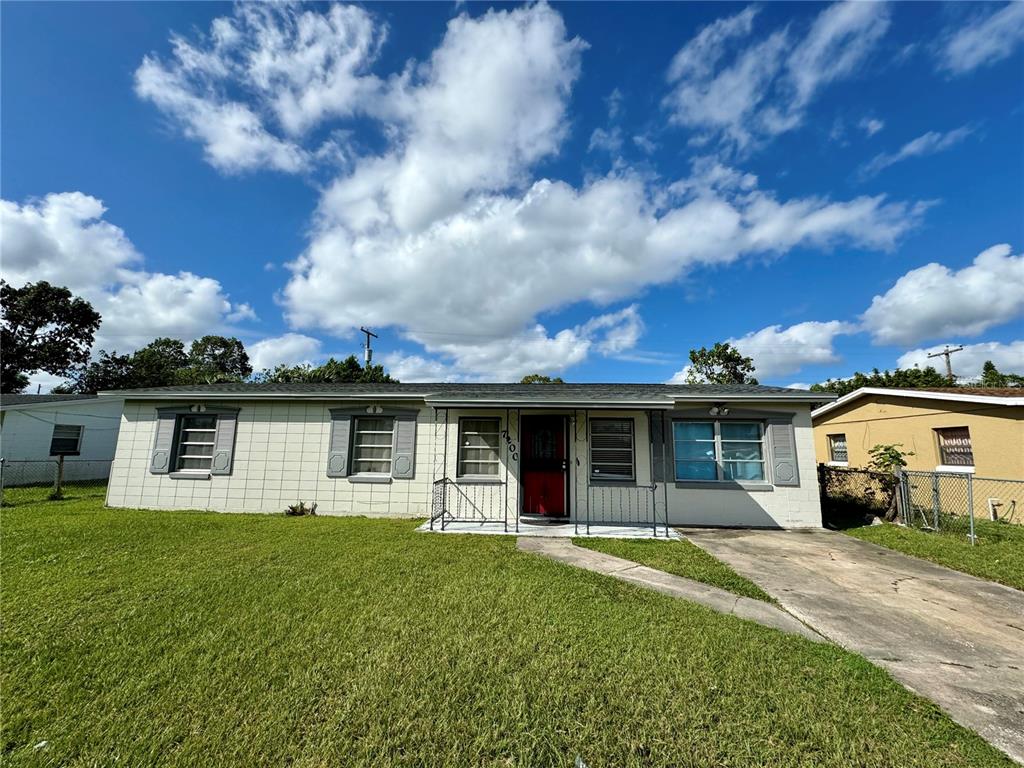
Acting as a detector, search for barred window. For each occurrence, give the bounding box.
[590,419,634,481]
[49,424,83,455]
[458,418,500,477]
[828,434,848,463]
[936,427,973,467]
[352,416,395,475]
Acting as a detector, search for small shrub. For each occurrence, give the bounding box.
[285,501,317,516]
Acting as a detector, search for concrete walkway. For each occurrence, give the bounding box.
[516,537,824,643]
[685,528,1024,765]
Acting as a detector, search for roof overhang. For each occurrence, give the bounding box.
[0,394,123,412]
[812,387,1024,420]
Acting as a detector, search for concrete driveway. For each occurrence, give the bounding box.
[686,528,1024,765]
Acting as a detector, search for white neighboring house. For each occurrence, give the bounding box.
[0,394,124,482]
[105,382,832,531]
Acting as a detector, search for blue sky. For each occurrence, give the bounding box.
[3,1,1022,388]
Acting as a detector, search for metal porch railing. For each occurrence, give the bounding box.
[430,477,509,532]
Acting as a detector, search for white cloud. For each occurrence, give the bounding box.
[136,3,928,381]
[862,244,1024,346]
[0,192,254,352]
[897,340,1024,378]
[859,117,884,136]
[729,320,857,378]
[588,127,623,154]
[860,124,974,178]
[664,3,890,152]
[248,333,323,371]
[939,2,1024,76]
[135,3,386,173]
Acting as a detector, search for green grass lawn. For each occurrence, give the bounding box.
[2,493,1013,767]
[573,536,774,603]
[845,519,1024,591]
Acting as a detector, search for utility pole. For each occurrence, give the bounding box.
[359,327,378,368]
[927,345,963,383]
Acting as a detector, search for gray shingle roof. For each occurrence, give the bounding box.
[0,393,98,407]
[101,382,829,403]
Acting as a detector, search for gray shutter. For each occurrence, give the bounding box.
[651,412,668,483]
[327,415,352,478]
[391,415,417,479]
[210,412,238,475]
[150,411,177,474]
[767,419,800,487]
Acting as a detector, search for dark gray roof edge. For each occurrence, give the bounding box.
[0,393,107,409]
[100,382,833,403]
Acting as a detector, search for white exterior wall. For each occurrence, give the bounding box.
[1,398,124,480]
[106,398,822,528]
[662,406,822,528]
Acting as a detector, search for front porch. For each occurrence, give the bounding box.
[427,406,672,537]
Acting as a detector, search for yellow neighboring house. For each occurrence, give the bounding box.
[811,388,1024,479]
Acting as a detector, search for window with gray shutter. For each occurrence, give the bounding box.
[175,415,217,472]
[351,416,395,475]
[590,418,635,481]
[49,424,83,455]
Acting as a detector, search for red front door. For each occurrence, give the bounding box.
[521,416,568,517]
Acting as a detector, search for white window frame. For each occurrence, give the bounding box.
[672,419,767,483]
[935,426,974,473]
[457,417,501,478]
[174,414,218,473]
[49,424,83,456]
[351,416,395,476]
[827,433,849,466]
[589,418,635,482]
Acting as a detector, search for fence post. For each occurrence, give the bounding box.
[894,470,905,524]
[967,473,976,546]
[0,458,4,506]
[52,456,65,499]
[931,473,940,531]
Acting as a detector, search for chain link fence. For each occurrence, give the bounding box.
[818,465,898,528]
[900,470,1024,544]
[0,458,111,505]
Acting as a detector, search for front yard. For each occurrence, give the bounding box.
[845,519,1024,591]
[1,491,1013,767]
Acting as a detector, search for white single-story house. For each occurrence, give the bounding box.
[104,383,831,531]
[0,393,124,482]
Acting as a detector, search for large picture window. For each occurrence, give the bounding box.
[351,417,395,475]
[175,415,217,472]
[458,418,500,477]
[589,418,635,481]
[673,420,765,482]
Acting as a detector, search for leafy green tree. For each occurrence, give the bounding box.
[63,351,137,393]
[979,360,1024,388]
[255,355,396,384]
[685,342,758,385]
[1,281,101,393]
[868,443,915,521]
[181,336,252,383]
[810,366,950,397]
[520,374,565,384]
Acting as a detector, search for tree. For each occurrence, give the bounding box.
[520,374,565,384]
[63,351,137,393]
[181,336,252,383]
[254,355,396,384]
[868,443,915,521]
[979,360,1024,388]
[810,366,950,397]
[1,281,101,393]
[684,343,758,385]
